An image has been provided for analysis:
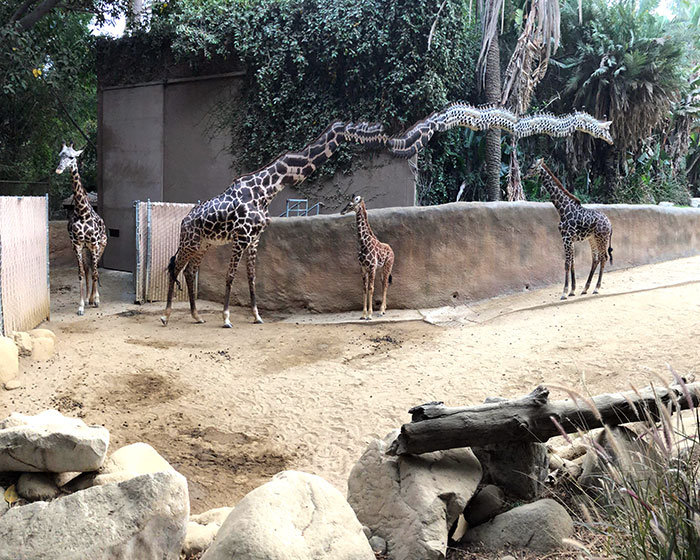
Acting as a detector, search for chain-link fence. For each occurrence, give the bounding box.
[134,200,197,303]
[0,195,50,335]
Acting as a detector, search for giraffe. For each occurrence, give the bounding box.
[55,143,108,315]
[160,120,385,328]
[525,158,613,300]
[340,195,394,320]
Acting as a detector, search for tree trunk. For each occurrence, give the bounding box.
[387,383,700,456]
[484,36,502,201]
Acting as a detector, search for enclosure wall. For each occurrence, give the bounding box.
[0,196,49,334]
[192,202,700,312]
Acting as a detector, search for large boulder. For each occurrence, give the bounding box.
[0,470,189,560]
[0,410,109,472]
[201,470,373,560]
[463,499,573,552]
[28,329,56,361]
[347,431,482,560]
[16,473,60,501]
[0,337,18,385]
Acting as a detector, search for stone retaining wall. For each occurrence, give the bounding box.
[195,202,700,312]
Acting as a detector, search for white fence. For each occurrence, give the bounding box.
[0,196,50,335]
[134,200,196,303]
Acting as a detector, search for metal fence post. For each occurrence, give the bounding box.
[134,201,141,303]
[145,199,152,302]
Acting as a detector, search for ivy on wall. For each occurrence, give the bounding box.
[98,0,481,204]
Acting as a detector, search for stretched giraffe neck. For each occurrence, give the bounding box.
[536,163,580,214]
[70,164,92,218]
[355,201,375,245]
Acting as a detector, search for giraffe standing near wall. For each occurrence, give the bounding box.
[55,143,108,315]
[525,158,613,300]
[340,195,394,319]
[160,121,386,328]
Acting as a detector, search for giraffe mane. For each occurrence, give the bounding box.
[539,161,581,205]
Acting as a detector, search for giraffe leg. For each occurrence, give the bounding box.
[160,250,190,326]
[246,240,263,324]
[569,259,576,297]
[91,240,106,307]
[366,267,377,320]
[74,246,87,316]
[593,258,606,294]
[581,257,598,295]
[222,244,244,328]
[361,268,369,320]
[184,248,207,323]
[561,239,573,300]
[379,255,394,315]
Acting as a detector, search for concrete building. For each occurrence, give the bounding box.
[97,52,415,271]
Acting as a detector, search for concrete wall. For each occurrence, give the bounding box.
[196,202,700,312]
[99,75,415,272]
[49,221,74,269]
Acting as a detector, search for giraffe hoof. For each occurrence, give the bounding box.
[592,289,599,295]
[560,295,567,301]
[569,292,576,297]
[77,308,84,316]
[254,318,264,324]
[160,316,168,326]
[194,318,206,324]
[581,290,588,295]
[223,322,233,329]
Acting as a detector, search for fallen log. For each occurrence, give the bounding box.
[387,382,700,456]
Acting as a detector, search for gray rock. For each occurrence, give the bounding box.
[658,201,675,207]
[0,410,109,473]
[368,535,387,554]
[190,507,233,526]
[0,487,7,517]
[464,499,573,552]
[691,198,700,208]
[183,507,233,557]
[464,485,505,527]
[473,442,548,499]
[580,426,660,493]
[0,470,189,560]
[0,337,18,386]
[347,431,482,560]
[16,473,60,501]
[202,470,373,560]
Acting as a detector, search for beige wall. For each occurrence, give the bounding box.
[49,221,74,269]
[195,202,700,312]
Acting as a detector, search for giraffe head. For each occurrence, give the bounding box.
[523,158,545,181]
[55,143,84,174]
[340,194,363,215]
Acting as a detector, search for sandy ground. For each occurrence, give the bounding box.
[1,256,699,514]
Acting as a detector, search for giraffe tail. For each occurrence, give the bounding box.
[167,255,182,291]
[607,229,613,266]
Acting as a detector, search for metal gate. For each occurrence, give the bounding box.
[0,195,50,335]
[134,200,196,303]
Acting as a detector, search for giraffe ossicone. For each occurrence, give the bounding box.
[340,195,394,320]
[524,158,614,300]
[55,143,108,316]
[160,121,387,328]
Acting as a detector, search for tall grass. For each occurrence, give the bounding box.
[574,378,700,559]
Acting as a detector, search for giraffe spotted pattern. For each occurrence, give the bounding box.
[340,195,394,319]
[525,158,614,300]
[55,143,108,316]
[161,121,386,328]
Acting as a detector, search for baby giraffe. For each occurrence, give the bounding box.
[525,159,613,300]
[340,195,395,319]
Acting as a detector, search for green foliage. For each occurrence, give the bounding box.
[119,0,481,203]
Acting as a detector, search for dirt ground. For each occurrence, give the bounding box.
[1,256,699,515]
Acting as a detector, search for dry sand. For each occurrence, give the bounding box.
[1,256,699,514]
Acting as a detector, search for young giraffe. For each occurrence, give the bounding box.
[160,121,385,328]
[340,195,394,319]
[55,143,108,315]
[525,158,613,300]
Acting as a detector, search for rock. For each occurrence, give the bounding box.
[451,515,468,541]
[0,337,19,385]
[579,426,660,493]
[368,536,387,554]
[464,499,573,552]
[464,485,506,527]
[499,556,516,560]
[362,525,371,538]
[11,332,32,357]
[347,431,482,560]
[0,487,7,517]
[0,471,189,560]
[0,410,109,472]
[182,507,233,557]
[549,441,588,461]
[184,521,221,557]
[691,198,700,208]
[3,379,21,391]
[473,442,548,499]
[53,472,81,488]
[658,201,675,207]
[16,473,60,501]
[27,330,55,361]
[202,470,373,560]
[191,507,233,526]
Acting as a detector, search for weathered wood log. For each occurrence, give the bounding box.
[387,382,700,456]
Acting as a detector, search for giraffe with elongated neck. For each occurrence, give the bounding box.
[341,195,394,319]
[161,120,385,327]
[55,143,108,315]
[525,159,613,300]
